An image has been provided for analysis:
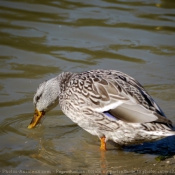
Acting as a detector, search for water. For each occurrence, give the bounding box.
[0,0,175,174]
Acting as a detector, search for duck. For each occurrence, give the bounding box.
[28,69,175,150]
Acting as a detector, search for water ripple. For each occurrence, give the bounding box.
[0,113,31,136]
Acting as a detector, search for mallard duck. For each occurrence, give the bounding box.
[28,69,175,150]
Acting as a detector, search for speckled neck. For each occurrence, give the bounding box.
[58,72,75,93]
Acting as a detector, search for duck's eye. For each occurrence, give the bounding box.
[36,94,42,102]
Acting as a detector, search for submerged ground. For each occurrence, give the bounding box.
[0,0,175,174]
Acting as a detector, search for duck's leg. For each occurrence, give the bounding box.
[100,136,106,151]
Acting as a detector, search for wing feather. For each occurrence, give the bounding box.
[82,70,172,125]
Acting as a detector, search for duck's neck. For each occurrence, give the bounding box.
[57,72,74,93]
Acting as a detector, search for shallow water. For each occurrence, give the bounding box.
[0,0,175,174]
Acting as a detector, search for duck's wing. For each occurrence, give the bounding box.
[84,70,172,125]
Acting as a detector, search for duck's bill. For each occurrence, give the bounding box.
[28,109,45,129]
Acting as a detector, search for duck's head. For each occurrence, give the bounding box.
[28,77,60,129]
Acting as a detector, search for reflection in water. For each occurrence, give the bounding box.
[100,151,108,174]
[0,0,175,172]
[124,136,175,156]
[30,140,61,166]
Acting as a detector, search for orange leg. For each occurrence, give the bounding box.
[100,136,106,151]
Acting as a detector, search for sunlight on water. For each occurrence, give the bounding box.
[0,0,175,173]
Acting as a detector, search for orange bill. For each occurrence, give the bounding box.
[28,109,44,129]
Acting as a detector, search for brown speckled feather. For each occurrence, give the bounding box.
[32,69,175,146]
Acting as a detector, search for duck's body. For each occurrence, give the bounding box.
[28,69,175,150]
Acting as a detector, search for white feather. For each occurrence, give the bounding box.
[94,101,123,113]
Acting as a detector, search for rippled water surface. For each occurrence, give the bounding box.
[0,0,175,174]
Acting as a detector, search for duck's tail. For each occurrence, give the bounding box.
[144,130,175,141]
